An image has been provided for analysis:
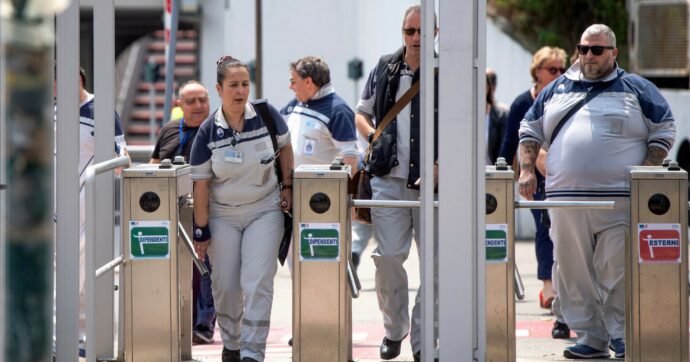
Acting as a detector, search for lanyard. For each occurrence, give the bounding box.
[177,120,193,156]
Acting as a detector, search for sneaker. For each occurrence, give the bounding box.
[609,338,625,358]
[193,325,215,344]
[563,344,610,359]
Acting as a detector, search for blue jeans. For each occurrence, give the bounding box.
[531,177,553,281]
[193,256,216,330]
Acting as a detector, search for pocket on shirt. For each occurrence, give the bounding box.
[256,159,275,186]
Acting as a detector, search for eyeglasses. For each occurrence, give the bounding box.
[576,45,615,56]
[542,66,566,75]
[402,27,421,36]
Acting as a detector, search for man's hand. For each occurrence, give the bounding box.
[518,169,537,200]
[518,141,540,199]
[643,145,668,166]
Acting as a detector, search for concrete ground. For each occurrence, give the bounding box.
[191,239,622,361]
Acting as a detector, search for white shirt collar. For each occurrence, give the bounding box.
[214,102,257,129]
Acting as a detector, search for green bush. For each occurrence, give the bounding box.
[490,0,628,68]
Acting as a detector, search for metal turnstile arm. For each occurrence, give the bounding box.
[178,221,210,277]
[347,258,361,299]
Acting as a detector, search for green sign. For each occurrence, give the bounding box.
[486,224,508,263]
[130,220,170,259]
[300,223,340,261]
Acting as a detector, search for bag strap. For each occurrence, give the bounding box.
[254,101,283,183]
[371,79,420,143]
[549,77,617,145]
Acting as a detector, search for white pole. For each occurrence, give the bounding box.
[56,0,81,360]
[93,0,117,358]
[437,0,486,360]
[420,0,437,360]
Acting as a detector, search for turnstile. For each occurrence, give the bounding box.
[293,163,353,362]
[121,161,193,361]
[627,164,688,361]
[485,163,516,362]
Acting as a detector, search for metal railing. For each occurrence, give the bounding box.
[85,156,130,362]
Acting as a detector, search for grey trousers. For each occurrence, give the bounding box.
[550,197,628,351]
[370,176,423,353]
[208,192,283,362]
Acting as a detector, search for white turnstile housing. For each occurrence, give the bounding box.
[627,164,688,361]
[292,164,352,362]
[121,162,194,361]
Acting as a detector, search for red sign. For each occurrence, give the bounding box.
[638,225,681,263]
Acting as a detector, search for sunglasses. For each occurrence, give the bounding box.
[576,45,615,56]
[402,27,421,36]
[542,66,566,75]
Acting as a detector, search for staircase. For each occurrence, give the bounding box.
[125,30,199,146]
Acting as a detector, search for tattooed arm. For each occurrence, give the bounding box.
[642,145,667,166]
[518,141,540,200]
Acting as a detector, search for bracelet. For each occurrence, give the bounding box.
[280,183,293,190]
[193,223,211,242]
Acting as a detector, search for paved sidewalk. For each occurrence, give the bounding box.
[192,240,620,361]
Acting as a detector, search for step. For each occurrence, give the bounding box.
[134,94,167,106]
[148,40,197,53]
[130,109,165,121]
[126,123,160,136]
[147,54,197,66]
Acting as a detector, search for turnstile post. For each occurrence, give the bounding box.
[627,164,688,361]
[293,164,352,362]
[121,162,192,361]
[485,164,516,362]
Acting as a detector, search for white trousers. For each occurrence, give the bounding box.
[207,192,283,362]
[550,197,628,351]
[370,176,423,353]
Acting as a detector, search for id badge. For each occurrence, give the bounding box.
[225,148,243,163]
[303,138,316,156]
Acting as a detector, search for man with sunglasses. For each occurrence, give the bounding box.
[519,24,675,359]
[354,5,438,362]
[150,80,217,345]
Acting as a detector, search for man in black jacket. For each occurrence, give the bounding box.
[354,5,437,362]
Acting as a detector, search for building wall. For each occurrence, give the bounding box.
[199,2,539,238]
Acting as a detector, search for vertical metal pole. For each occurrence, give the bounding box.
[3,7,55,362]
[420,0,436,360]
[56,0,81,360]
[437,0,485,360]
[163,0,179,126]
[149,82,157,144]
[0,6,5,361]
[255,0,262,99]
[93,0,116,359]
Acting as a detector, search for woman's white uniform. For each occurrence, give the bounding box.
[190,100,289,361]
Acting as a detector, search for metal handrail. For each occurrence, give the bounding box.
[351,199,439,208]
[85,155,130,362]
[96,255,124,279]
[516,200,615,209]
[351,199,614,210]
[178,221,211,277]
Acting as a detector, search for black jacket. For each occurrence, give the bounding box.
[370,47,438,189]
[487,104,508,164]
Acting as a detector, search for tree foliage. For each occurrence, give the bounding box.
[489,0,628,67]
